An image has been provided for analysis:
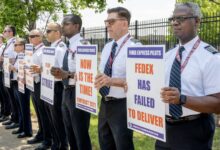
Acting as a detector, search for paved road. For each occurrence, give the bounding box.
[0,118,40,150]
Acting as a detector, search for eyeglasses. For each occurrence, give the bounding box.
[62,22,74,26]
[29,35,40,38]
[104,18,127,26]
[14,44,24,47]
[46,29,57,34]
[3,30,12,33]
[168,16,197,23]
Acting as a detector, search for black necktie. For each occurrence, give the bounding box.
[62,42,69,86]
[169,46,185,119]
[99,42,118,97]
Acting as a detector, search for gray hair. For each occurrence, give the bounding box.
[175,2,202,19]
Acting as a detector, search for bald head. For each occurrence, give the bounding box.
[47,22,62,34]
[46,22,62,43]
[28,29,43,46]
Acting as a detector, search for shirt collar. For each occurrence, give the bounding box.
[35,43,44,49]
[51,39,62,47]
[69,33,81,44]
[7,37,16,44]
[114,32,130,47]
[179,35,199,53]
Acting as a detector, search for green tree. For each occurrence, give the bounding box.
[0,0,124,36]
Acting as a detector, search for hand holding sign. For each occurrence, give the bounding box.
[160,87,180,104]
[30,64,41,74]
[94,73,111,90]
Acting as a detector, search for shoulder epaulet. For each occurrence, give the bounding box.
[80,39,90,45]
[130,38,140,44]
[204,45,219,54]
[58,42,65,47]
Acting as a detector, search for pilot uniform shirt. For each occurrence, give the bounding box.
[51,39,66,81]
[32,43,44,83]
[99,33,141,99]
[68,33,84,85]
[165,35,220,117]
[12,52,26,81]
[4,37,17,59]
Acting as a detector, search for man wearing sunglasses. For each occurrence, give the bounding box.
[155,2,220,150]
[94,7,141,150]
[1,25,20,130]
[51,14,92,150]
[44,22,68,150]
[27,29,53,150]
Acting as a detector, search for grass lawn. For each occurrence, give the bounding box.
[30,97,220,150]
[90,115,220,150]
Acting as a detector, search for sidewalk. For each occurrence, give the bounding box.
[0,118,40,150]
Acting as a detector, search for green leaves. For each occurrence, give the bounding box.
[0,0,125,36]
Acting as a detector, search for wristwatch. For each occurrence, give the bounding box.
[179,95,187,105]
[67,71,72,79]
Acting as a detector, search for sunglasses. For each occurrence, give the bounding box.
[104,18,126,26]
[29,35,40,38]
[46,29,57,34]
[14,44,24,47]
[4,30,12,33]
[62,22,74,26]
[168,16,197,23]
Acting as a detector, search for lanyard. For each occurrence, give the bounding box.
[176,39,201,72]
[2,38,15,56]
[34,43,44,53]
[110,34,131,66]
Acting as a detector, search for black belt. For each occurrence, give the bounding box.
[104,97,126,101]
[166,114,207,124]
[64,85,75,90]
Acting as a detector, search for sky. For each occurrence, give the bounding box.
[36,0,176,30]
[79,0,176,28]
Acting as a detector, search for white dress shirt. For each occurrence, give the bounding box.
[51,39,66,81]
[165,36,220,116]
[32,43,44,83]
[99,33,141,98]
[4,37,17,59]
[68,33,84,85]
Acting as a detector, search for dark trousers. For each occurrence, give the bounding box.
[98,98,134,150]
[62,87,91,150]
[18,87,32,134]
[0,72,11,116]
[155,114,215,150]
[45,81,67,150]
[32,82,51,145]
[9,80,20,123]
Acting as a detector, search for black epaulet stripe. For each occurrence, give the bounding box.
[204,45,219,54]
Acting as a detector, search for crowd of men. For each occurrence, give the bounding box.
[0,2,220,150]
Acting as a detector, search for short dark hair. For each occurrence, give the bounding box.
[107,7,131,25]
[5,25,16,36]
[63,14,82,31]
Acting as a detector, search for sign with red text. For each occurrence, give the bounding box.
[76,45,98,115]
[18,53,25,93]
[126,45,166,142]
[25,44,34,91]
[3,53,10,88]
[40,47,55,105]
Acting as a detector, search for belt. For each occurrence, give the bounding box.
[104,96,126,101]
[64,85,75,90]
[166,114,207,124]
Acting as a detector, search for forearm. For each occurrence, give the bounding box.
[184,94,220,114]
[109,78,126,88]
